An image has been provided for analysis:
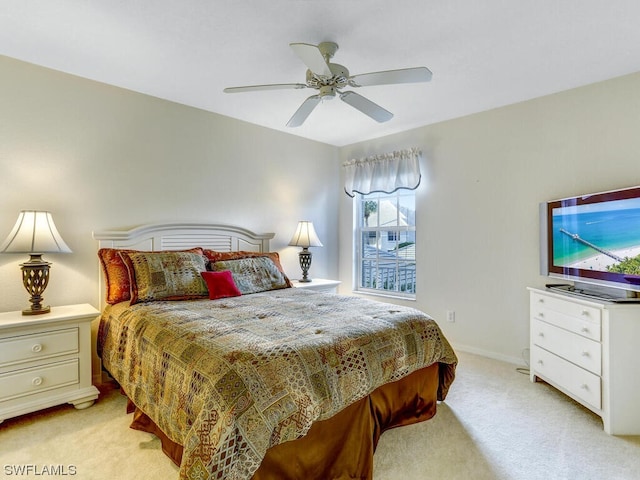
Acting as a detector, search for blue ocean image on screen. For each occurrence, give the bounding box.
[552,199,640,268]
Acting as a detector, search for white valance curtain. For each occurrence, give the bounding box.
[343,147,422,197]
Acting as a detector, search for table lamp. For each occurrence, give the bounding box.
[0,210,72,315]
[288,221,323,282]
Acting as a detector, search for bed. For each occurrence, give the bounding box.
[93,223,457,480]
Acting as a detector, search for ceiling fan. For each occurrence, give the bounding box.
[223,42,432,127]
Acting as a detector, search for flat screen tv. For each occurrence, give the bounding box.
[540,185,640,299]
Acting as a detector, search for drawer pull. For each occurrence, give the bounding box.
[32,376,43,386]
[581,327,590,334]
[538,298,544,303]
[580,384,589,391]
[538,332,545,338]
[581,310,590,317]
[538,312,544,318]
[581,351,590,358]
[537,360,544,365]
[31,343,43,353]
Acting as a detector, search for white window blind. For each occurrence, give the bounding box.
[343,147,422,198]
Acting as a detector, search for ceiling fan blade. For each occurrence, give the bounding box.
[224,83,307,93]
[340,91,393,123]
[349,67,433,87]
[287,95,322,127]
[289,43,332,77]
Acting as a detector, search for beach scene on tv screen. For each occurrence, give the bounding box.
[552,197,640,275]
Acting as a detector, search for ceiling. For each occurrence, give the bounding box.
[2,1,640,147]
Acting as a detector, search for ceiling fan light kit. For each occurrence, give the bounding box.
[224,41,432,127]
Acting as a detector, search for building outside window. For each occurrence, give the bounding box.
[355,190,416,297]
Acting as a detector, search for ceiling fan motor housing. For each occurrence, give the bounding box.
[318,85,336,99]
[306,63,349,89]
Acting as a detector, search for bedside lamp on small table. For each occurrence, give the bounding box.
[0,210,72,315]
[288,221,323,283]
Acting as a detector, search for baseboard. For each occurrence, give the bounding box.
[452,342,528,367]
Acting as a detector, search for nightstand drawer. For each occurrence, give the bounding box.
[0,328,79,368]
[0,359,79,402]
[532,319,601,375]
[532,345,601,410]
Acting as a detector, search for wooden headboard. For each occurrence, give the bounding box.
[92,223,274,310]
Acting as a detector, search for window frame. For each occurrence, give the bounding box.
[354,190,417,299]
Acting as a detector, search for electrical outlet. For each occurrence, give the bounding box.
[446,310,455,322]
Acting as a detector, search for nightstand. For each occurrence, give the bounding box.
[0,304,100,423]
[291,279,341,293]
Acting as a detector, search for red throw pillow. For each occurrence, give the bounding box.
[200,270,242,300]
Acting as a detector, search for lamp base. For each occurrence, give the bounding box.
[22,305,51,316]
[298,249,313,283]
[20,254,52,316]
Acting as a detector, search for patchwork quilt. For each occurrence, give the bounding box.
[98,288,457,480]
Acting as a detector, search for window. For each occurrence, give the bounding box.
[355,190,416,297]
[345,147,421,298]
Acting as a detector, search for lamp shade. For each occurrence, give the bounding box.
[288,221,323,248]
[0,211,72,254]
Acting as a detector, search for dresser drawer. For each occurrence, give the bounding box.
[531,319,601,375]
[0,328,79,368]
[532,345,601,410]
[0,359,79,402]
[531,293,601,341]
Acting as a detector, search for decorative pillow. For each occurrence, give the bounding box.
[203,250,292,287]
[98,247,203,304]
[211,256,290,294]
[119,250,208,304]
[200,270,242,300]
[98,248,136,304]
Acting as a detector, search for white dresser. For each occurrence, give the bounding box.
[0,304,100,423]
[528,287,640,434]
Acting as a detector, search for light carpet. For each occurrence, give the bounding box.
[1,351,638,479]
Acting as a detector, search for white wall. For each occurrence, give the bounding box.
[339,71,640,364]
[0,56,340,313]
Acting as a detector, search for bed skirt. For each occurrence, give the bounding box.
[126,362,442,480]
